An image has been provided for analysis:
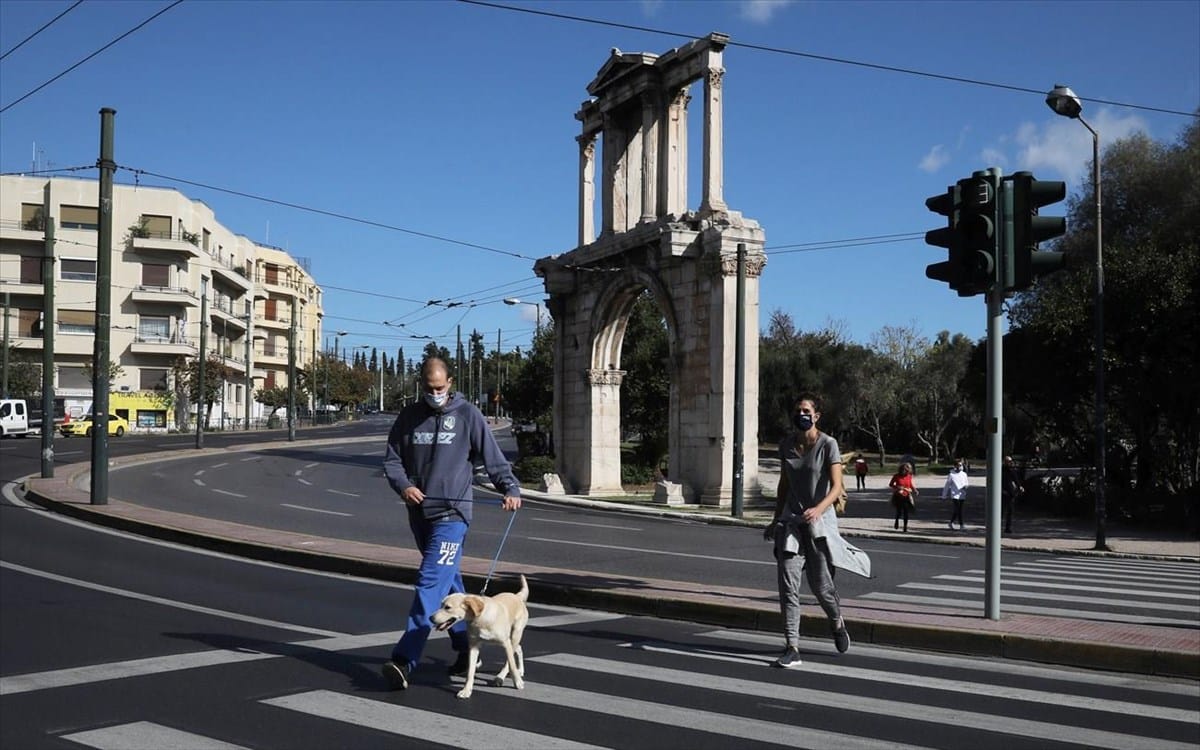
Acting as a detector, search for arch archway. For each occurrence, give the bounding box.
[534,33,766,504]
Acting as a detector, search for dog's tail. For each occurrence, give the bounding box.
[516,574,529,602]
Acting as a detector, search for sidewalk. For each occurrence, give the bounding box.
[18,441,1200,681]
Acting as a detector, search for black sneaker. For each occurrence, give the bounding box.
[771,647,802,668]
[381,660,409,690]
[833,627,851,654]
[448,651,481,677]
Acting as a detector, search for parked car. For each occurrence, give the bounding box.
[0,398,32,437]
[60,413,129,438]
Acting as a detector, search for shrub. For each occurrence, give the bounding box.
[514,456,556,484]
[620,462,657,485]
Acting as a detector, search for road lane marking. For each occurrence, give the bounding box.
[192,479,206,487]
[525,537,773,566]
[325,489,359,497]
[530,518,643,531]
[497,681,928,750]
[900,582,1199,612]
[698,628,1199,696]
[530,654,1197,750]
[210,462,228,469]
[620,640,1197,723]
[263,691,608,750]
[212,489,247,498]
[61,722,251,750]
[194,469,206,476]
[304,462,320,469]
[280,503,351,517]
[297,478,312,485]
[859,592,1198,627]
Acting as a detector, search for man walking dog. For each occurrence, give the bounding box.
[381,357,521,690]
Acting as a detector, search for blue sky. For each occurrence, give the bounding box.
[2,0,1197,359]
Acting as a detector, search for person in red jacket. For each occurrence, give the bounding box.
[889,462,916,532]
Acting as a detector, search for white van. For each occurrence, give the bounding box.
[0,399,31,437]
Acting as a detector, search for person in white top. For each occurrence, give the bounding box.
[942,459,969,530]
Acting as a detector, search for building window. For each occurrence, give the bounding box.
[20,255,42,283]
[139,369,169,391]
[142,214,172,239]
[138,315,171,342]
[266,371,277,389]
[59,366,90,390]
[21,203,46,231]
[61,258,97,282]
[59,310,96,334]
[136,410,167,428]
[60,205,99,230]
[264,264,280,285]
[202,228,211,252]
[18,309,42,337]
[141,263,170,288]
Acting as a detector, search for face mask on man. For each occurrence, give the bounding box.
[424,392,448,409]
[793,413,814,432]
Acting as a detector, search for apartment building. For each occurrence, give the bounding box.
[0,174,323,429]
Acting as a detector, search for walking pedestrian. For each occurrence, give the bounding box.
[942,458,969,530]
[380,356,522,690]
[889,462,916,532]
[853,456,869,490]
[765,394,872,668]
[1001,455,1023,534]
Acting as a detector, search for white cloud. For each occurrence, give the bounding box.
[639,0,664,17]
[1010,108,1148,183]
[918,144,950,173]
[739,0,793,23]
[979,147,1008,169]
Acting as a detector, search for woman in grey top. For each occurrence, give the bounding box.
[766,393,871,668]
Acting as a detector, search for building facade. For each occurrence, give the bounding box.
[0,174,323,429]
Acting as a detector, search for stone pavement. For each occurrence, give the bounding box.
[18,439,1200,681]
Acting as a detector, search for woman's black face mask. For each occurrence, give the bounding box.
[793,413,814,432]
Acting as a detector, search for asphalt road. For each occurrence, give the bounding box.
[11,417,1189,630]
[3,484,1196,750]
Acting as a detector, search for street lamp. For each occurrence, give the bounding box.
[503,297,542,336]
[1046,84,1107,551]
[323,330,347,422]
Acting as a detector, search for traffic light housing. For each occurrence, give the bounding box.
[925,169,1000,297]
[1006,171,1066,292]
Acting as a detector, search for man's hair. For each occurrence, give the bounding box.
[793,392,822,412]
[421,357,450,379]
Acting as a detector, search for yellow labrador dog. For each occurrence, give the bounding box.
[431,575,529,699]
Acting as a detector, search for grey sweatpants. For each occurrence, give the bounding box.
[776,524,841,650]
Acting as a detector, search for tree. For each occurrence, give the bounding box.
[910,331,974,464]
[1008,117,1200,515]
[505,322,554,430]
[619,292,670,468]
[3,347,42,397]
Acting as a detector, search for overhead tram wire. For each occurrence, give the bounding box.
[457,0,1197,119]
[116,166,538,262]
[0,0,85,61]
[0,0,185,114]
[766,232,926,256]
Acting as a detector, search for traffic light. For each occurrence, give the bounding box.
[924,169,1000,297]
[1006,171,1066,292]
[924,183,964,291]
[958,170,1000,295]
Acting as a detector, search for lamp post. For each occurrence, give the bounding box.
[1046,84,1107,551]
[503,297,542,336]
[323,330,347,423]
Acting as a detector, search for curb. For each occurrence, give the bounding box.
[17,450,1200,681]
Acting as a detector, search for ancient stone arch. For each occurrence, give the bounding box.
[534,33,766,505]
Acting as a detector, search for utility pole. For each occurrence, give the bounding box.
[287,297,296,441]
[40,184,56,478]
[90,107,115,505]
[495,328,501,423]
[244,300,252,430]
[196,277,207,449]
[2,288,9,397]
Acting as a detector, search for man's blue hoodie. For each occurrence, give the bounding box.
[383,391,519,524]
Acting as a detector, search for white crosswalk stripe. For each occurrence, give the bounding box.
[263,690,608,750]
[24,622,1199,749]
[864,556,1200,625]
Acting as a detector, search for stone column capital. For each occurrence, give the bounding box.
[587,368,626,386]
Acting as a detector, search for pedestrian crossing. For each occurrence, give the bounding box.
[862,556,1200,626]
[43,624,1200,749]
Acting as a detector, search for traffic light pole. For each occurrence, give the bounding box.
[984,287,1004,620]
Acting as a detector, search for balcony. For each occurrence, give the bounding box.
[256,315,290,331]
[208,252,252,293]
[130,285,199,307]
[211,299,248,332]
[130,231,202,259]
[255,345,290,366]
[0,278,46,296]
[0,218,48,245]
[54,333,98,356]
[130,334,196,357]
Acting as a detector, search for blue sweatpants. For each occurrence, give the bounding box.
[391,517,470,671]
